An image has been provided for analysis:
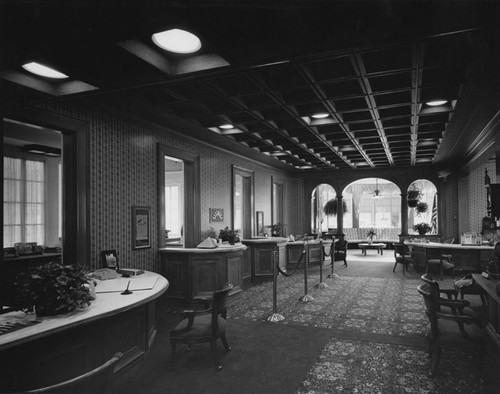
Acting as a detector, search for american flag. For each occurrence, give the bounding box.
[431,194,438,234]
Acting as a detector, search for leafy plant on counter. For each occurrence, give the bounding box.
[15,262,94,316]
[413,222,432,235]
[218,226,240,244]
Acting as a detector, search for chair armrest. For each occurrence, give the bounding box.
[180,308,212,319]
[437,298,470,308]
[438,289,458,299]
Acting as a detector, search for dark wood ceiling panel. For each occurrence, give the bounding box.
[2,1,498,172]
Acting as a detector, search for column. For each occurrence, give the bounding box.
[401,192,408,238]
[337,195,344,241]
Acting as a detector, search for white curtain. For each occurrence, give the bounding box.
[3,157,45,247]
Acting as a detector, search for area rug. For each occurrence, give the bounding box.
[297,338,484,394]
[230,274,427,337]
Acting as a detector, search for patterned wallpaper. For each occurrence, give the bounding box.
[32,101,494,273]
[38,102,299,272]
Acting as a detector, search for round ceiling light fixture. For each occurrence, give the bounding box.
[426,100,447,107]
[312,113,329,119]
[152,28,202,54]
[22,62,69,79]
[220,124,234,130]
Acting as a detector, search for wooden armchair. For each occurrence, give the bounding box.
[28,352,123,393]
[334,240,348,267]
[392,243,414,274]
[417,283,483,377]
[170,283,233,371]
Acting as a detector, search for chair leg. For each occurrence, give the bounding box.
[221,333,231,352]
[392,261,398,272]
[210,340,222,371]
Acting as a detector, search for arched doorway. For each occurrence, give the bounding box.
[311,183,336,234]
[407,179,438,234]
[343,178,401,239]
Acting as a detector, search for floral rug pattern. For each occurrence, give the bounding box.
[229,274,426,337]
[298,339,483,394]
[229,273,486,394]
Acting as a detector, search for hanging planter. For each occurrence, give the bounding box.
[416,202,428,214]
[407,189,420,208]
[323,199,348,216]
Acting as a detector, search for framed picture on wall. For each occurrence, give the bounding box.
[132,206,151,250]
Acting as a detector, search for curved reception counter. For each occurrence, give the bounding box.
[0,271,168,392]
[407,241,494,273]
[159,244,246,301]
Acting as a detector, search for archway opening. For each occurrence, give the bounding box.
[407,179,438,234]
[311,183,336,234]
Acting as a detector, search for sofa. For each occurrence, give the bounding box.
[343,228,400,247]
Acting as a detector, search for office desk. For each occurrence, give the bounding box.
[408,242,493,273]
[472,273,500,331]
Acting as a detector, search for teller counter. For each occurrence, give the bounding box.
[0,271,168,393]
[407,241,494,273]
[159,244,246,301]
[242,237,288,280]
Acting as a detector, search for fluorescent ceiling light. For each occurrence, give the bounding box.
[152,29,201,54]
[220,124,234,129]
[312,113,329,119]
[22,62,69,79]
[426,100,447,107]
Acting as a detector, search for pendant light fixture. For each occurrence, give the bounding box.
[373,179,383,199]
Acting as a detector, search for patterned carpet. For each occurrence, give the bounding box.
[228,272,486,394]
[230,274,425,336]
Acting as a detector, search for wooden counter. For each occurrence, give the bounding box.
[0,271,168,392]
[159,244,246,301]
[286,240,332,269]
[408,241,494,273]
[242,237,288,280]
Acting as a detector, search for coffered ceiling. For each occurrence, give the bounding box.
[1,1,499,172]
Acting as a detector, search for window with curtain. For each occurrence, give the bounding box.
[165,184,182,238]
[4,156,45,247]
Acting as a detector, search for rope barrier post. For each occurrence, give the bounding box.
[327,238,340,279]
[315,239,328,289]
[299,238,314,303]
[267,250,285,322]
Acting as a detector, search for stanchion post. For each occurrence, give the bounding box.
[315,239,328,288]
[267,250,285,322]
[299,238,314,302]
[327,238,340,279]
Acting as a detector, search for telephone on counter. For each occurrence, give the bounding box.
[92,268,118,280]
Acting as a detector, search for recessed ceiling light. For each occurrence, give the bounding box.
[220,124,234,129]
[152,28,202,54]
[22,62,69,79]
[312,113,329,119]
[426,100,447,107]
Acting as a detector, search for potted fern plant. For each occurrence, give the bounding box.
[15,262,95,316]
[413,222,432,235]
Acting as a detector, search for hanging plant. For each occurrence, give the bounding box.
[407,189,421,208]
[416,202,428,214]
[323,199,348,216]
